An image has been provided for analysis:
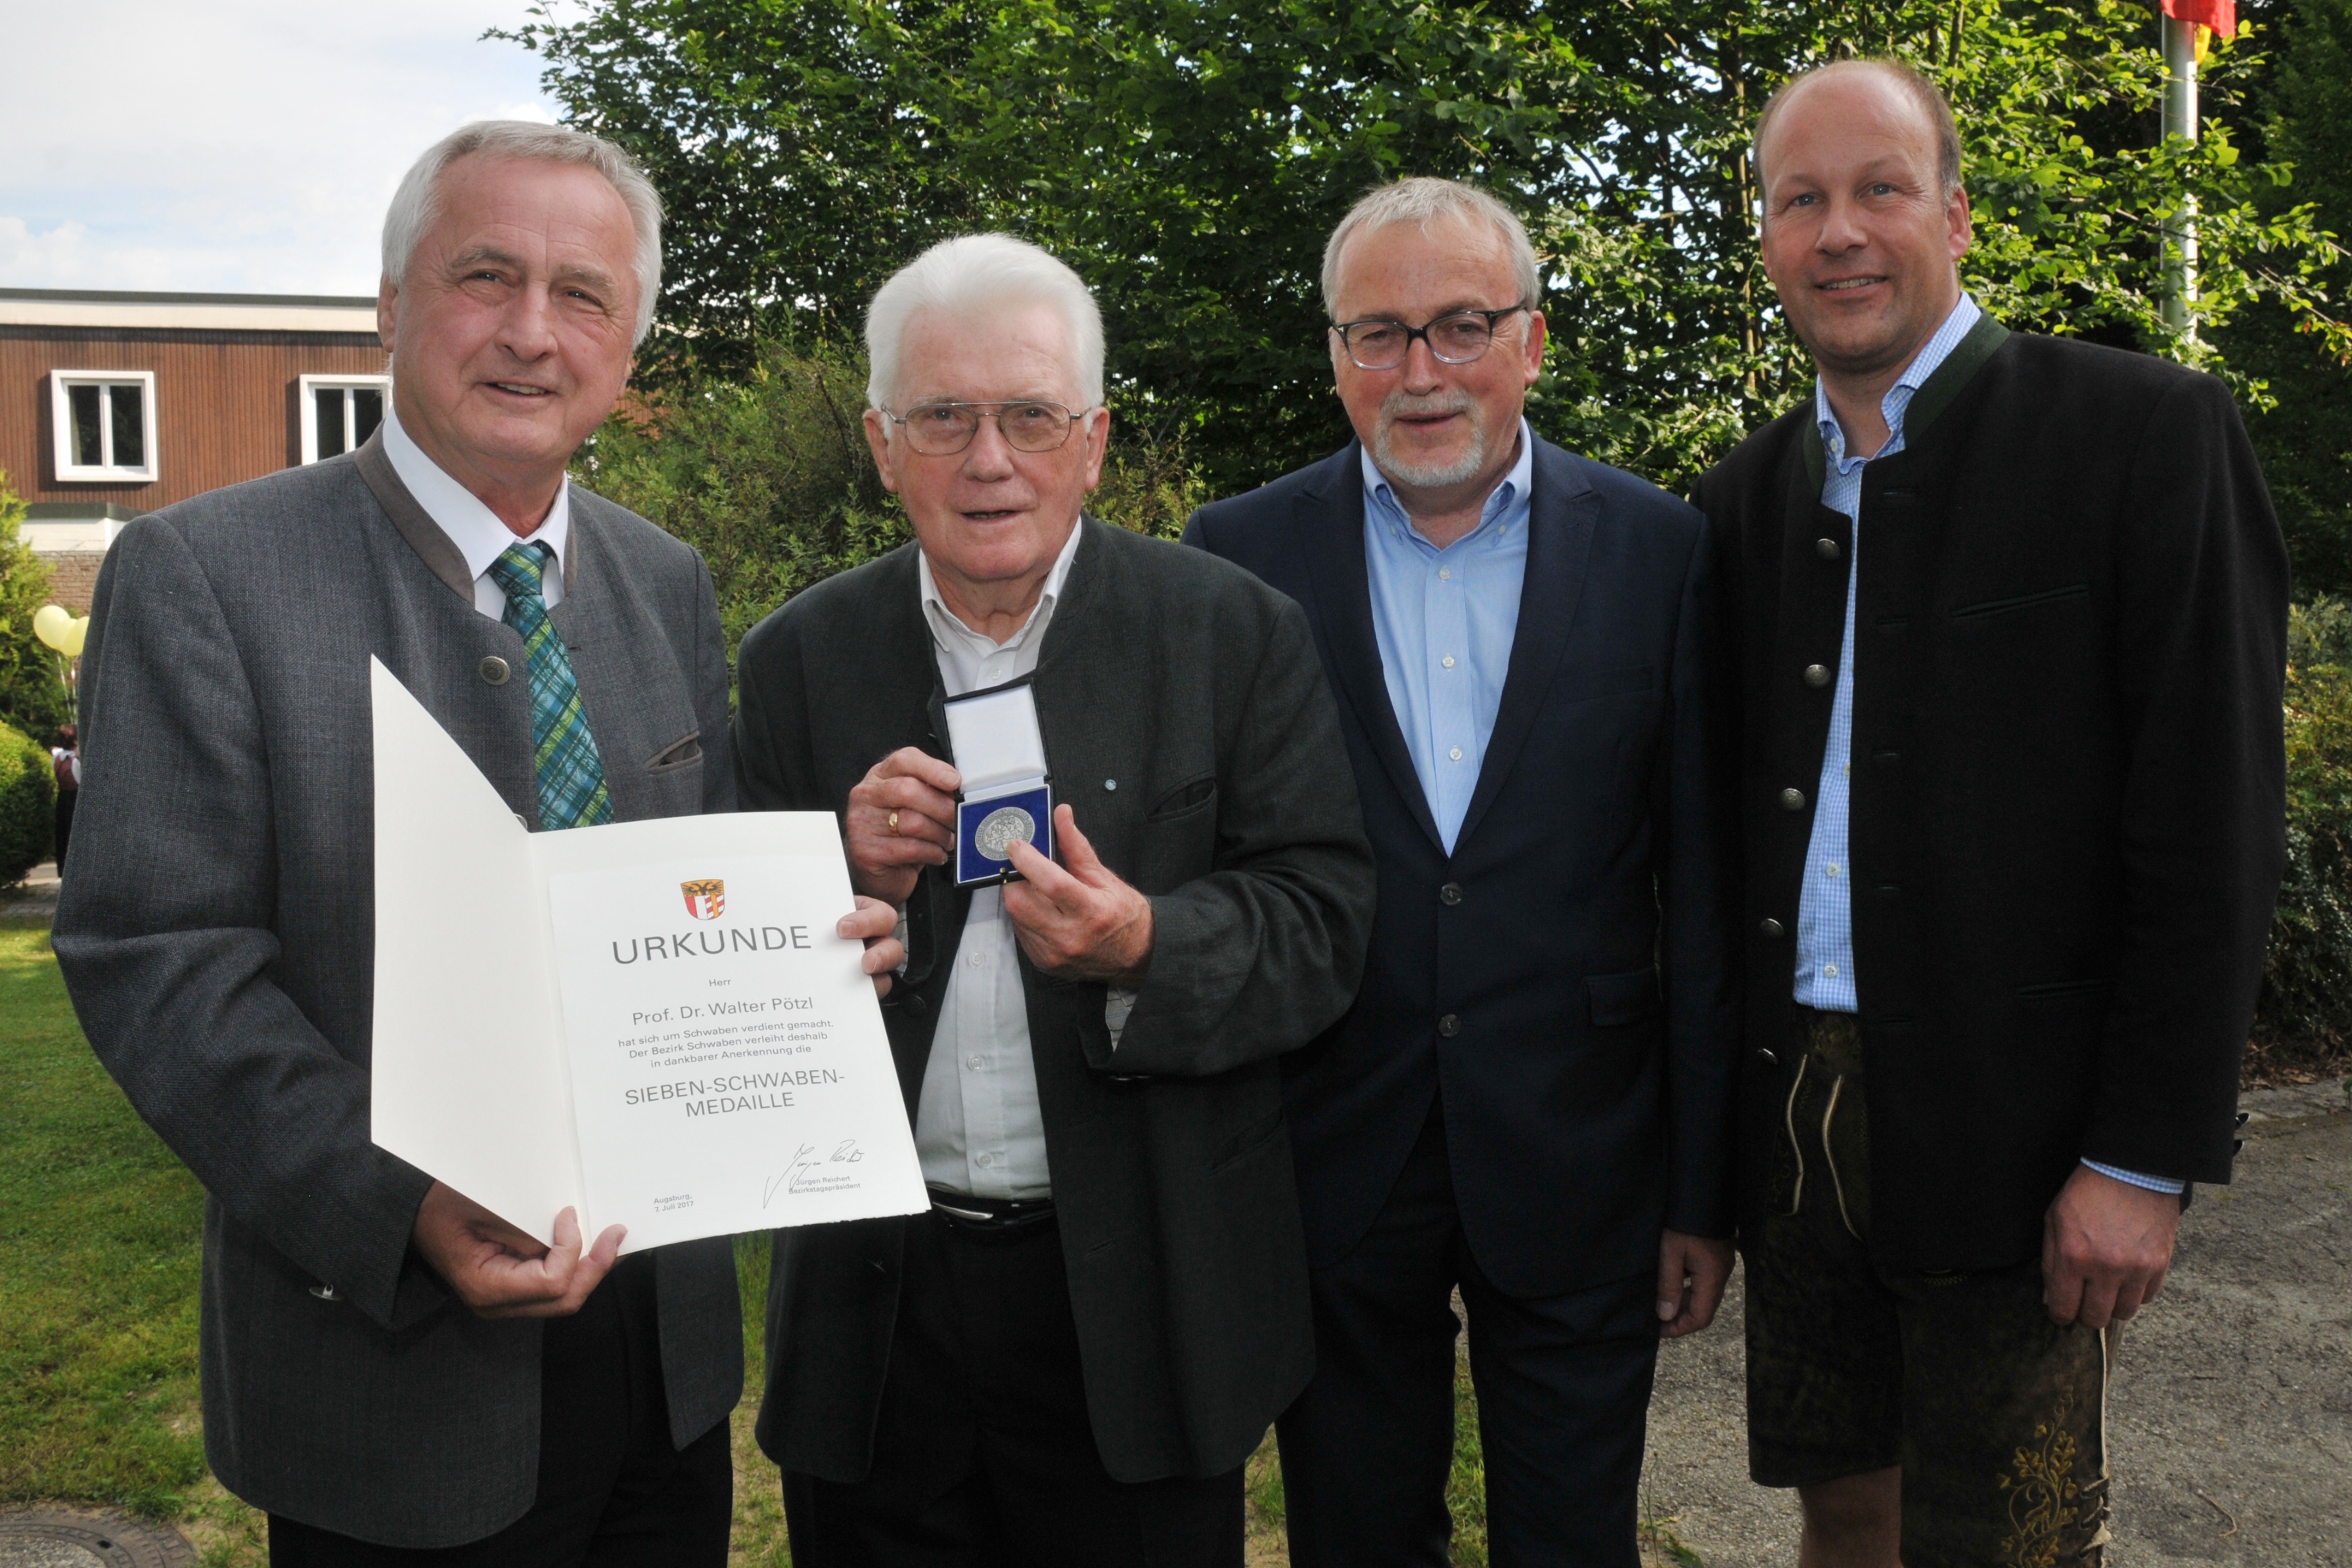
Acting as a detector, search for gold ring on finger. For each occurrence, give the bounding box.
[888,810,900,835]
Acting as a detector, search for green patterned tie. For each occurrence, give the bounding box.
[488,543,613,830]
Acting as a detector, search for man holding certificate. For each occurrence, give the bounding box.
[57,122,902,1563]
[734,233,1378,1566]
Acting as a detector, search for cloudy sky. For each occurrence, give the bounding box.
[0,1,566,298]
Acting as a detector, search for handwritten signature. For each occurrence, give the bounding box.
[764,1140,867,1206]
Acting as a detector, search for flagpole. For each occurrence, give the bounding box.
[2161,9,2200,338]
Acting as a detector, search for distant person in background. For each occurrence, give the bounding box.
[1696,60,2285,1567]
[48,723,77,871]
[55,122,904,1565]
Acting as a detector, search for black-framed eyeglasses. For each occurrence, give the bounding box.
[1330,306,1531,370]
[881,399,1093,456]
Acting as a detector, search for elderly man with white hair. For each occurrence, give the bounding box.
[734,233,1376,1567]
[1188,178,1740,1565]
[57,122,905,1565]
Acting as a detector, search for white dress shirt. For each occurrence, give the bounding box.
[382,400,572,618]
[912,519,1085,1200]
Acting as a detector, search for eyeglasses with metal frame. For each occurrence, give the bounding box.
[881,399,1095,456]
[1330,305,1531,371]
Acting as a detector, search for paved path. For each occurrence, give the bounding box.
[1639,1080,2352,1566]
[1,860,59,922]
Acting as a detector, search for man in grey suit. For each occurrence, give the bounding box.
[734,233,1378,1566]
[55,122,900,1564]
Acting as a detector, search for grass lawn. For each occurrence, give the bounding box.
[1,916,1687,1566]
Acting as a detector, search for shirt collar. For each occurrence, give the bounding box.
[1814,293,1983,470]
[918,513,1085,654]
[382,399,571,583]
[1361,416,1535,550]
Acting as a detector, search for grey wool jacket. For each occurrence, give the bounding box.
[53,432,743,1548]
[735,518,1378,1484]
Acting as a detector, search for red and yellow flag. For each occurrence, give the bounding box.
[2162,0,2236,58]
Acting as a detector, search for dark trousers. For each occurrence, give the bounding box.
[53,788,73,871]
[1277,1100,1661,1568]
[782,1205,1244,1568]
[268,1253,732,1567]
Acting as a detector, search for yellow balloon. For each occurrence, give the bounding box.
[32,604,71,650]
[62,617,89,658]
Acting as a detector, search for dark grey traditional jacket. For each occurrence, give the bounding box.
[736,518,1377,1484]
[1696,320,2288,1270]
[53,432,743,1548]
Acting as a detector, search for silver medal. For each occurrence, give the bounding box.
[974,805,1037,861]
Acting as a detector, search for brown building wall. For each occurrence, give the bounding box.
[0,327,388,511]
[40,551,106,616]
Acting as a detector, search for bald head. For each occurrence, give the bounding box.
[1753,59,1961,202]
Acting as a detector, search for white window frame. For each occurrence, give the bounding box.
[300,374,392,464]
[50,370,158,483]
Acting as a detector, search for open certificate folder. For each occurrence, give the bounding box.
[367,660,926,1254]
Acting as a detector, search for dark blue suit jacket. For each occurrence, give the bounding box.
[1185,436,1740,1297]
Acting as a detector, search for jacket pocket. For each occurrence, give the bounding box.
[646,730,704,773]
[2016,977,2114,1002]
[1148,774,1217,821]
[1950,583,2089,622]
[1552,666,1659,706]
[1210,1107,1286,1173]
[1587,966,1662,1027]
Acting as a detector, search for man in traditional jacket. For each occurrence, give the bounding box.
[53,123,901,1563]
[735,232,1376,1567]
[1694,60,2286,1567]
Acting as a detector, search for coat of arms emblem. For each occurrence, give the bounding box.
[681,878,725,920]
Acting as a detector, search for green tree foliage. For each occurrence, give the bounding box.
[2261,596,2352,1051]
[2223,0,2352,594]
[0,468,67,742]
[0,719,53,885]
[510,0,2349,497]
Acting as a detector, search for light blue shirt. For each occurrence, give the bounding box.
[1796,296,1980,1012]
[1801,296,2181,1194]
[1362,420,1535,855]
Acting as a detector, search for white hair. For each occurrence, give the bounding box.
[865,233,1106,413]
[381,120,664,346]
[1321,177,1542,318]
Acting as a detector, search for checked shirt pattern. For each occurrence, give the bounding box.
[489,542,613,830]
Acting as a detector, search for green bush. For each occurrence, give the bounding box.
[2257,596,2352,1050]
[0,719,53,886]
[0,467,69,742]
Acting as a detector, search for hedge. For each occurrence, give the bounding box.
[0,719,52,887]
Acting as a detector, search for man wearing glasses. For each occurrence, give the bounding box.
[734,233,1376,1567]
[1188,179,1740,1564]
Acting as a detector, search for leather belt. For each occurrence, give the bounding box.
[929,1190,1056,1231]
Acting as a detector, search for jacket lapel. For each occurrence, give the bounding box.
[1455,438,1598,849]
[352,431,474,603]
[1295,444,1445,852]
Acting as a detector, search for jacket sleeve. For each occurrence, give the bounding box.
[51,520,445,1332]
[1651,512,1744,1237]
[2086,372,2288,1182]
[1097,598,1378,1077]
[690,552,736,815]
[732,613,819,814]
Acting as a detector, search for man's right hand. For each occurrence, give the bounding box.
[411,1182,623,1320]
[846,746,961,904]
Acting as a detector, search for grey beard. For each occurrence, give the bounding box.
[1373,396,1489,489]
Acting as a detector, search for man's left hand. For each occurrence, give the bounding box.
[2041,1163,2181,1329]
[838,894,905,998]
[1003,805,1152,986]
[1656,1230,1734,1338]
